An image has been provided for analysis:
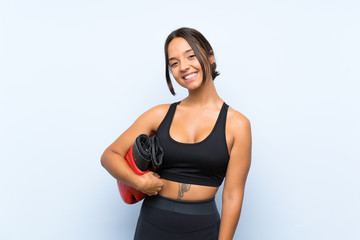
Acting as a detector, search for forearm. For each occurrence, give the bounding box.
[218,197,243,240]
[100,149,140,189]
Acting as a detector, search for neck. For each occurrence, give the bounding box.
[183,76,222,108]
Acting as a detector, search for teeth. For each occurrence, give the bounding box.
[184,73,196,80]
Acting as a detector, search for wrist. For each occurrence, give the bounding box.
[132,174,144,191]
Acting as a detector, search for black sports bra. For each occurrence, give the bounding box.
[157,101,230,187]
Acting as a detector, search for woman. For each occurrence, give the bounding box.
[101,27,252,240]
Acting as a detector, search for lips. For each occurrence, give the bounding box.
[183,72,198,82]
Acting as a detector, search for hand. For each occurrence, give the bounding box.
[136,171,163,196]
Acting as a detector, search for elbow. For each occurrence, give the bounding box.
[100,155,105,167]
[222,189,244,204]
[100,147,122,168]
[100,149,110,168]
[100,155,105,168]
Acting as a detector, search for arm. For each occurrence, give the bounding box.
[218,114,252,240]
[100,105,169,196]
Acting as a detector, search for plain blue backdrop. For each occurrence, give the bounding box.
[1,0,359,239]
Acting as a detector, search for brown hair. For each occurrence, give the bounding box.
[164,27,219,95]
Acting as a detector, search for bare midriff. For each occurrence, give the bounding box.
[158,178,218,201]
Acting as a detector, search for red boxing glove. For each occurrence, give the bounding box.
[117,134,163,204]
[117,134,152,204]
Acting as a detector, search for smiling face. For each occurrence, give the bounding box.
[164,28,219,95]
[167,37,208,91]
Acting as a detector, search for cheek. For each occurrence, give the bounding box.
[170,69,177,79]
[170,69,181,84]
[170,68,181,79]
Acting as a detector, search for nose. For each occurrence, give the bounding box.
[179,60,190,72]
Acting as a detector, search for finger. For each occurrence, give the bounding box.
[153,173,160,178]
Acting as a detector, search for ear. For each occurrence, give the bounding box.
[209,55,214,64]
[208,50,215,64]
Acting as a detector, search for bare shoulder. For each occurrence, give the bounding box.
[227,106,251,134]
[137,103,172,132]
[145,103,171,118]
[106,103,172,156]
[225,106,252,154]
[144,103,171,120]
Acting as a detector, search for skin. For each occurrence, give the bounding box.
[101,37,252,240]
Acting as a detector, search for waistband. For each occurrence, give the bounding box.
[143,195,218,215]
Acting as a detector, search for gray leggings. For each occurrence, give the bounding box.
[134,195,220,240]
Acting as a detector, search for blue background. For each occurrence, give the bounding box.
[1,0,359,239]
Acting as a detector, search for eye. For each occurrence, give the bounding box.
[170,62,178,68]
[188,55,196,59]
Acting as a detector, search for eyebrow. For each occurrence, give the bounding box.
[168,49,194,62]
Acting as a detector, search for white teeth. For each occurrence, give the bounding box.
[184,73,196,80]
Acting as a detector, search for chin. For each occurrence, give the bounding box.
[185,82,203,91]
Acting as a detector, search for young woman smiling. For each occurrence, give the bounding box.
[101,27,252,240]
